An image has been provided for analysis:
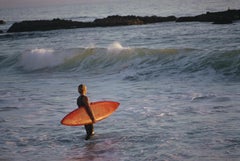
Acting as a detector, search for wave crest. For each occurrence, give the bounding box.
[19,48,65,70]
[1,43,239,80]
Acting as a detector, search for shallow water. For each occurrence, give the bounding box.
[1,0,240,160]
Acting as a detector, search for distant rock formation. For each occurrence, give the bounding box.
[7,16,176,33]
[176,9,240,24]
[0,20,6,25]
[7,9,240,33]
[7,18,91,32]
[93,15,176,27]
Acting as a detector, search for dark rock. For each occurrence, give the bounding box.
[7,9,240,33]
[0,30,3,33]
[176,16,197,22]
[7,19,92,32]
[93,15,176,27]
[93,15,144,26]
[7,15,176,33]
[213,16,233,24]
[176,9,240,23]
[0,20,6,25]
[140,15,177,23]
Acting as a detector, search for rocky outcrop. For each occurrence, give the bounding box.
[93,15,176,27]
[7,18,93,32]
[0,20,6,25]
[7,9,240,32]
[7,15,176,33]
[93,15,144,26]
[176,9,240,24]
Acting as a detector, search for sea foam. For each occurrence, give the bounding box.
[19,48,64,70]
[107,42,130,53]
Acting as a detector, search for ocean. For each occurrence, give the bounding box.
[1,0,240,160]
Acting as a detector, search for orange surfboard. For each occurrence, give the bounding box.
[61,101,120,126]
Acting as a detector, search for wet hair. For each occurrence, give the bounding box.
[78,84,87,94]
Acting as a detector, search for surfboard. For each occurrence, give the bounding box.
[61,101,119,126]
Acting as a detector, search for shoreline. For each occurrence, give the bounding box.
[6,9,240,33]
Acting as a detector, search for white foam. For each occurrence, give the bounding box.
[20,48,64,70]
[107,42,130,53]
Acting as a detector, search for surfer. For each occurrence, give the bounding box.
[77,84,96,140]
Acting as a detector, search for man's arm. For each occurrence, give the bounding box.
[83,96,96,123]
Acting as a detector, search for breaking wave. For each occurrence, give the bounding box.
[1,42,240,80]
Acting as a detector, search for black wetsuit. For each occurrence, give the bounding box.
[77,95,94,139]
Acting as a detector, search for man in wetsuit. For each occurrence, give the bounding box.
[77,84,96,140]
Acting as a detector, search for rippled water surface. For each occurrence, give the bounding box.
[1,0,240,160]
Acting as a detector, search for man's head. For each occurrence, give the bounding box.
[78,84,87,95]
